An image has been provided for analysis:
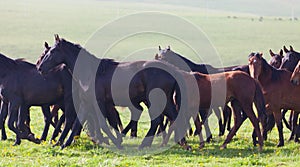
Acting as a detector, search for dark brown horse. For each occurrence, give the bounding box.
[0,52,68,145]
[269,49,284,69]
[37,35,190,150]
[249,52,300,146]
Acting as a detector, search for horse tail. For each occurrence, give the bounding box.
[253,81,267,120]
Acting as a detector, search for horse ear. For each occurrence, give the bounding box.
[44,42,50,49]
[54,34,60,43]
[290,45,294,52]
[167,46,170,50]
[155,54,159,60]
[279,49,284,57]
[158,46,161,51]
[269,49,275,57]
[283,46,289,53]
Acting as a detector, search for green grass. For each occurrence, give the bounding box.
[1,0,300,166]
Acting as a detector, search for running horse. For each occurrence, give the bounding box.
[37,35,190,150]
[248,52,300,146]
[0,51,69,145]
[155,46,237,139]
[158,66,267,151]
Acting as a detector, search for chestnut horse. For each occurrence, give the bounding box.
[248,52,300,146]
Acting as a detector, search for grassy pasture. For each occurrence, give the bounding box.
[1,0,300,166]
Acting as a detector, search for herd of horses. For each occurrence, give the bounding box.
[1,34,300,152]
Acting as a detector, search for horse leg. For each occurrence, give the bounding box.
[220,105,229,136]
[106,105,123,143]
[199,109,212,142]
[139,115,162,150]
[246,107,264,151]
[61,118,82,149]
[220,102,243,150]
[224,105,232,132]
[215,107,223,137]
[1,101,8,140]
[273,111,284,147]
[54,106,75,147]
[51,113,65,142]
[282,109,291,130]
[194,113,205,149]
[40,105,52,141]
[51,105,60,126]
[8,102,22,145]
[293,112,299,143]
[122,106,142,138]
[18,105,41,144]
[17,105,31,135]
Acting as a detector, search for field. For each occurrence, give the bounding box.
[1,0,300,166]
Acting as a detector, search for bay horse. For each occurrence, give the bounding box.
[159,67,267,151]
[278,46,300,141]
[155,46,241,138]
[37,35,189,150]
[248,52,300,146]
[268,49,294,131]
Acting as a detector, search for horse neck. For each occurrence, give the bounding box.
[63,47,100,73]
[258,60,275,85]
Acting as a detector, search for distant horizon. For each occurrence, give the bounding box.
[97,0,300,17]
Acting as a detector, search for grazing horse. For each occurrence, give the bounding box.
[37,35,189,150]
[248,52,300,146]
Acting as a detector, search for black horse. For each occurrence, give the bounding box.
[37,35,190,149]
[0,99,8,140]
[0,51,70,145]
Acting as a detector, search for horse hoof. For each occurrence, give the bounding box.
[61,144,66,150]
[117,145,123,150]
[220,145,226,150]
[1,136,7,141]
[258,146,263,152]
[199,142,205,149]
[13,140,21,146]
[53,141,61,147]
[277,143,284,147]
[138,145,144,150]
[206,136,213,143]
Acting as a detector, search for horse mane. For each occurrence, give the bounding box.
[15,58,36,68]
[59,38,118,66]
[253,54,283,82]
